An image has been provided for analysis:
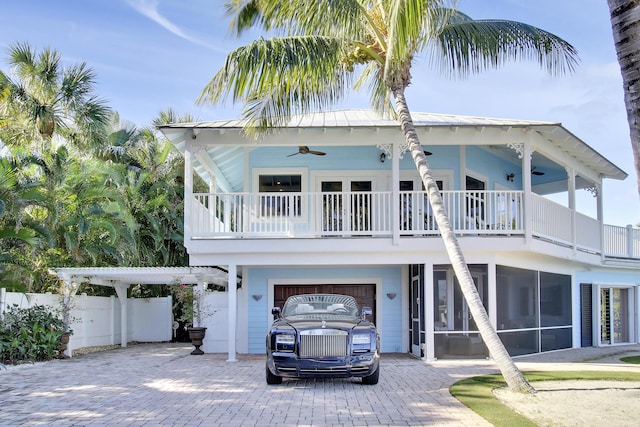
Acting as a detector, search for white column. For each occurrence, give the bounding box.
[488,261,497,328]
[114,284,129,348]
[227,264,238,362]
[392,143,400,244]
[424,263,436,361]
[567,168,577,253]
[184,140,193,242]
[522,141,533,245]
[597,184,605,260]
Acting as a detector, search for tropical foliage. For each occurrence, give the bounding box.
[0,44,189,295]
[0,304,68,364]
[199,0,578,393]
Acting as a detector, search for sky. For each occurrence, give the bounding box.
[1,0,637,227]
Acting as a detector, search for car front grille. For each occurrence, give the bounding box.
[299,329,348,357]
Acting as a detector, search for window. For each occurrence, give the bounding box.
[258,174,302,216]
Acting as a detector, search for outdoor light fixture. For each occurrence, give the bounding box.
[379,152,386,163]
[506,173,515,182]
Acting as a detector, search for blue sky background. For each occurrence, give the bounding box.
[1,0,637,226]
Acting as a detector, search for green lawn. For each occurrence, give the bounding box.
[450,370,640,427]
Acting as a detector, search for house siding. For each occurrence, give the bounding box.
[245,266,404,353]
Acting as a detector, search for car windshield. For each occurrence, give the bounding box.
[282,294,359,318]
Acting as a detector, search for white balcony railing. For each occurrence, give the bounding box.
[191,190,524,238]
[190,190,640,260]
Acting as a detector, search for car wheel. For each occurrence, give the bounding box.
[362,365,379,385]
[266,364,282,385]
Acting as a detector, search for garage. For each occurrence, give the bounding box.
[274,283,376,323]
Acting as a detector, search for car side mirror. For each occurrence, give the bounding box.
[362,307,372,319]
[271,307,281,319]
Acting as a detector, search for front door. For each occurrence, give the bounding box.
[600,287,633,345]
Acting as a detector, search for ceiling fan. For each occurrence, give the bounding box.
[287,146,326,157]
[531,166,545,176]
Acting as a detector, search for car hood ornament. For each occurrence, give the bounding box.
[321,320,327,329]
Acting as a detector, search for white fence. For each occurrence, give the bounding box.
[0,290,172,356]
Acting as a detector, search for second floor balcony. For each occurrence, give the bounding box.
[188,190,640,261]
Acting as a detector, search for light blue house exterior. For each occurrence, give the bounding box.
[160,109,640,360]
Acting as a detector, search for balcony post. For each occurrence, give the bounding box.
[184,140,193,242]
[392,143,400,244]
[597,184,604,260]
[522,140,533,245]
[627,224,634,258]
[567,168,577,253]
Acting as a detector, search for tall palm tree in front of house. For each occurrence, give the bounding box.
[198,0,578,393]
[0,42,111,153]
[607,0,640,196]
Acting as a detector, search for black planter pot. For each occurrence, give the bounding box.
[186,326,207,355]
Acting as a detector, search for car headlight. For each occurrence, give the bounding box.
[275,333,295,352]
[352,334,371,345]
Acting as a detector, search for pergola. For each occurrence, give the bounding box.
[48,266,240,361]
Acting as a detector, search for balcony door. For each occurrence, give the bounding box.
[320,178,372,235]
[399,179,444,232]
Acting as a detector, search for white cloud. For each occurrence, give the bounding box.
[125,0,226,53]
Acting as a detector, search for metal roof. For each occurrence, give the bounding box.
[161,109,556,129]
[159,109,627,192]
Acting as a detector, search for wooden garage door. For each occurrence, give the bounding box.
[274,284,376,323]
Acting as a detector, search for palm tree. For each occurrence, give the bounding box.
[2,146,128,292]
[0,42,111,153]
[198,0,578,393]
[607,0,640,197]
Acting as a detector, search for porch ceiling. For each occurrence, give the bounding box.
[159,109,627,192]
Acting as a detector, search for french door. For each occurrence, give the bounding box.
[600,287,633,345]
[320,179,372,234]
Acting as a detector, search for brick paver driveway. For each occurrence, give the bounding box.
[0,343,495,426]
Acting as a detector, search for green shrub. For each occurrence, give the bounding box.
[0,304,68,364]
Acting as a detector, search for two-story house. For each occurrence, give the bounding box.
[156,109,638,360]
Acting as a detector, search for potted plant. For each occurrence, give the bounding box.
[169,283,215,355]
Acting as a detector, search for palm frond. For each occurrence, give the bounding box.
[226,0,368,39]
[431,18,579,77]
[198,36,351,135]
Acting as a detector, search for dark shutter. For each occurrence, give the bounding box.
[580,283,593,347]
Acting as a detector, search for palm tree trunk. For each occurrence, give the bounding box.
[608,0,640,196]
[393,87,535,394]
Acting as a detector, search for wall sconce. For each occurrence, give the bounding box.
[379,152,386,163]
[506,173,515,182]
[386,292,397,300]
[251,294,263,301]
